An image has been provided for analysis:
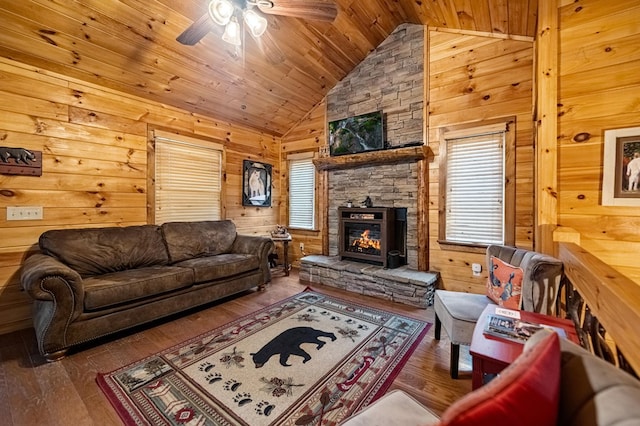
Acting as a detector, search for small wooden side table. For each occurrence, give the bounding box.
[469,304,579,390]
[271,235,292,276]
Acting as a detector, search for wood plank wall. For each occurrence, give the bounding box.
[557,0,640,284]
[280,100,327,265]
[427,30,535,293]
[0,58,278,335]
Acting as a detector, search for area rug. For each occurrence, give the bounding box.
[97,288,430,425]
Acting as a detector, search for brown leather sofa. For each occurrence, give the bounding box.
[20,220,273,361]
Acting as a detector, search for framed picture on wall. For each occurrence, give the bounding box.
[602,126,640,206]
[242,160,272,207]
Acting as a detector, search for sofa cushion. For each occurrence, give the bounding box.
[83,265,194,311]
[174,253,259,283]
[161,221,237,263]
[557,337,640,426]
[39,225,169,277]
[486,256,523,310]
[438,330,560,426]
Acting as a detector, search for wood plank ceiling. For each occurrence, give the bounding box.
[0,0,537,136]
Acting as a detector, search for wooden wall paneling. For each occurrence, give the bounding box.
[559,87,640,123]
[560,60,640,98]
[429,38,531,75]
[428,32,492,62]
[0,90,68,121]
[430,48,533,89]
[557,0,640,285]
[429,63,533,102]
[428,29,534,293]
[430,79,533,116]
[533,0,559,254]
[68,106,148,136]
[562,36,640,81]
[280,101,326,265]
[418,25,430,272]
[429,97,532,128]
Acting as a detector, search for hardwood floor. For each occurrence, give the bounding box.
[0,270,472,425]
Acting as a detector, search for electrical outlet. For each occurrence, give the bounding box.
[7,206,43,221]
[300,243,304,251]
[472,263,482,276]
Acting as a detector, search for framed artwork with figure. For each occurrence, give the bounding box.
[602,126,640,206]
[242,160,272,207]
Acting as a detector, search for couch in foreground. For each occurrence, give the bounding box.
[20,220,273,361]
[341,328,640,426]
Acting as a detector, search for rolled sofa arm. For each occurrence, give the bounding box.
[20,253,85,359]
[232,235,275,283]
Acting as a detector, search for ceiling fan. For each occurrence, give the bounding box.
[176,0,338,47]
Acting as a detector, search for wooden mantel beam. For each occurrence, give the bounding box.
[313,145,432,171]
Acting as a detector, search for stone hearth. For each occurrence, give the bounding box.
[299,255,438,308]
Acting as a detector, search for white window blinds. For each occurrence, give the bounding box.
[444,130,505,245]
[289,157,315,230]
[154,131,222,225]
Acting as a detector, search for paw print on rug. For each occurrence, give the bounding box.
[205,373,222,384]
[224,379,242,392]
[255,400,276,417]
[320,311,341,321]
[198,361,215,373]
[233,392,253,407]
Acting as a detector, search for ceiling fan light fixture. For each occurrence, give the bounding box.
[244,9,268,38]
[208,0,234,26]
[222,17,242,46]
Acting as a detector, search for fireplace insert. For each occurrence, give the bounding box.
[338,207,405,268]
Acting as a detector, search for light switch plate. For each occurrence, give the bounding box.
[7,206,43,220]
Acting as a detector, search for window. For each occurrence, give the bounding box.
[439,119,515,247]
[153,130,223,224]
[288,155,316,230]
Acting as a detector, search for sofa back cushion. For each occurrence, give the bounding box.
[39,225,169,277]
[557,336,640,426]
[161,220,237,263]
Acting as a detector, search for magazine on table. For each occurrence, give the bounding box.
[483,312,567,343]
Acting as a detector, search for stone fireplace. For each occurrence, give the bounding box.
[324,23,424,269]
[299,24,437,308]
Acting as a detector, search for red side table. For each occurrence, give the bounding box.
[469,304,579,389]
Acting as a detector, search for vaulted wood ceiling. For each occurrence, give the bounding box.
[0,0,538,136]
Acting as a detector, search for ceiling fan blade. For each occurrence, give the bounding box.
[258,0,338,22]
[176,13,214,45]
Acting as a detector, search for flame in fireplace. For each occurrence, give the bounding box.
[352,229,381,251]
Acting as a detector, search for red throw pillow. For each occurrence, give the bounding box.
[437,331,561,426]
[486,256,524,310]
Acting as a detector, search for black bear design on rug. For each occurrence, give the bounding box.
[251,327,337,368]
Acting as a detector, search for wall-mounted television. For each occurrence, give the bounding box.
[328,110,384,156]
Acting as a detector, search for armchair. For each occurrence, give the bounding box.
[433,244,564,378]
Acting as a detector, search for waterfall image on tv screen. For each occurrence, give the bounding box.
[328,111,384,156]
